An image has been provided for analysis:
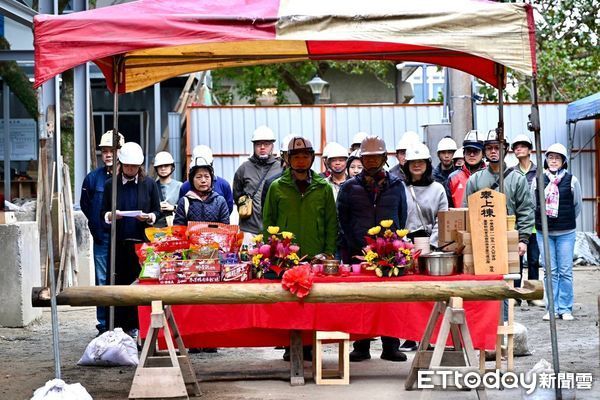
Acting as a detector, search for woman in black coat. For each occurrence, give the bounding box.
[101,142,161,336]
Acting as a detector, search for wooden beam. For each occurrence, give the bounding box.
[32,280,543,307]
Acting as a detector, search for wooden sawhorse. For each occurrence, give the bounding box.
[405,297,487,399]
[129,301,201,399]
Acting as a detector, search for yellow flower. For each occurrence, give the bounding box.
[384,229,394,238]
[396,229,409,238]
[380,220,393,228]
[368,226,382,236]
[282,231,294,240]
[252,254,263,266]
[252,234,263,243]
[364,250,378,263]
[267,226,280,235]
[287,253,300,264]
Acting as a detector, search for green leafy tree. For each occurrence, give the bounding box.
[478,0,599,103]
[212,61,395,105]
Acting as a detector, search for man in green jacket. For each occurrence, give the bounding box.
[262,136,337,362]
[462,130,534,256]
[262,136,338,258]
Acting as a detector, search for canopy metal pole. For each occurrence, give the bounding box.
[108,58,122,331]
[496,65,505,193]
[3,81,11,202]
[528,74,562,400]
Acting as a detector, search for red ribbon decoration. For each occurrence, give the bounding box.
[281,264,314,299]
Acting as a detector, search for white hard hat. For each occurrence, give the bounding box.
[288,137,314,154]
[190,155,212,169]
[98,130,124,148]
[436,137,458,153]
[396,131,420,151]
[280,134,296,153]
[453,147,464,159]
[405,142,431,161]
[326,142,349,159]
[118,142,144,165]
[352,132,369,146]
[153,151,175,167]
[322,142,335,159]
[360,136,387,156]
[191,145,214,164]
[251,125,276,142]
[463,130,484,150]
[546,143,568,160]
[511,134,533,149]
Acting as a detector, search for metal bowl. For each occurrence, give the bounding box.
[419,251,458,276]
[322,259,340,275]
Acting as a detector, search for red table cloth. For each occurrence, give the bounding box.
[139,274,502,350]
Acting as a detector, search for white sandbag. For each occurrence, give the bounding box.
[31,379,92,400]
[522,359,554,400]
[78,328,139,366]
[513,322,532,356]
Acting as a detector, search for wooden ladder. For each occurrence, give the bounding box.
[129,301,201,400]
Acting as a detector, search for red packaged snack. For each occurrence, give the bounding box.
[160,259,221,273]
[187,222,243,253]
[221,262,251,282]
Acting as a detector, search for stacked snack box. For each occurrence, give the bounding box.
[159,259,221,284]
[137,223,248,284]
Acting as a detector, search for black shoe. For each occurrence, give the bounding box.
[283,348,290,361]
[380,350,408,362]
[399,340,418,352]
[188,348,202,354]
[349,350,371,362]
[202,348,218,353]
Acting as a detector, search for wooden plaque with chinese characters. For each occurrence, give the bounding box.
[467,189,508,275]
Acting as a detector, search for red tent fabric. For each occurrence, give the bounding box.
[34,0,537,92]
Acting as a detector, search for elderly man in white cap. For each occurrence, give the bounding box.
[80,130,123,335]
[233,126,283,241]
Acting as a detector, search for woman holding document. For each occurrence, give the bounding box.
[101,142,161,337]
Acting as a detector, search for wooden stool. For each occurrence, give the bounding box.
[406,297,487,399]
[312,331,350,385]
[129,301,201,399]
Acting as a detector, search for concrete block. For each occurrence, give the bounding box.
[0,222,42,327]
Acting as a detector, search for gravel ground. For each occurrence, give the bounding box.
[1,267,599,400]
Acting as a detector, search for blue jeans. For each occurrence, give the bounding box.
[94,240,109,332]
[537,231,576,315]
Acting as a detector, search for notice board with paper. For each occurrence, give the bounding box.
[468,189,508,275]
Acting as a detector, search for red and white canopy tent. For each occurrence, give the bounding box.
[32,0,561,391]
[34,0,537,92]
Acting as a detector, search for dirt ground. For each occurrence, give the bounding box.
[1,267,599,400]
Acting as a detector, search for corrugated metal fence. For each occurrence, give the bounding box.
[187,103,597,232]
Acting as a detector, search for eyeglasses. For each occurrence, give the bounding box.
[546,154,563,161]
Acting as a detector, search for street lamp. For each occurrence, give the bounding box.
[306,75,328,104]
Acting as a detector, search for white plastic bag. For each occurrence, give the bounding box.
[31,379,92,400]
[78,328,139,366]
[522,359,556,400]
